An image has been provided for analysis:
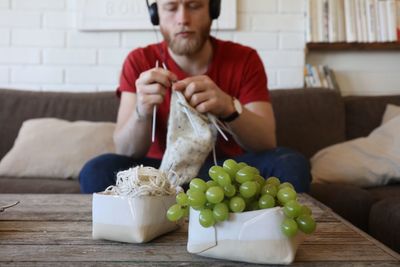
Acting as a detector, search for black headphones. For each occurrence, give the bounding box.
[146,0,221,26]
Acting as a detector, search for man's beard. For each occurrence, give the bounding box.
[161,23,211,56]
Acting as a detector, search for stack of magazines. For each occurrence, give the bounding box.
[304,64,340,90]
[306,0,400,43]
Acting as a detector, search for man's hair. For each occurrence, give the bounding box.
[146,0,221,26]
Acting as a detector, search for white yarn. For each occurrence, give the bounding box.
[105,166,184,197]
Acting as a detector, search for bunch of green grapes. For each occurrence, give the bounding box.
[166,159,316,237]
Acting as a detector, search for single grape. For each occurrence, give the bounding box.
[217,171,232,187]
[249,166,260,176]
[235,166,256,184]
[239,181,258,198]
[223,184,236,198]
[229,196,246,213]
[206,186,224,204]
[209,166,225,181]
[283,200,302,218]
[166,204,183,222]
[279,182,295,190]
[223,159,240,179]
[186,188,195,197]
[258,194,275,209]
[299,205,312,216]
[266,176,281,187]
[189,178,208,192]
[206,180,218,188]
[213,203,229,222]
[199,209,215,228]
[237,162,248,169]
[277,187,297,205]
[188,190,207,207]
[296,214,316,234]
[281,218,298,237]
[261,183,278,197]
[254,174,266,188]
[176,192,188,206]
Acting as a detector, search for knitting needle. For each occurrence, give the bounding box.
[152,61,159,143]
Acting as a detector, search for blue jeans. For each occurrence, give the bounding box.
[79,147,311,193]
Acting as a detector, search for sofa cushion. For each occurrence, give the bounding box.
[0,118,116,179]
[382,104,400,124]
[0,88,119,160]
[311,115,400,187]
[271,88,346,158]
[344,95,400,139]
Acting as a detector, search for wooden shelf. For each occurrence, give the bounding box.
[307,42,400,51]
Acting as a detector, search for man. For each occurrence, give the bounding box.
[79,0,311,193]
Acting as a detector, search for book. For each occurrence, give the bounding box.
[311,65,322,87]
[374,0,381,42]
[337,0,347,41]
[316,0,325,42]
[323,0,330,42]
[318,65,329,88]
[387,0,397,41]
[344,0,357,42]
[366,0,377,42]
[304,64,339,91]
[355,0,363,42]
[360,0,368,42]
[311,0,319,42]
[397,0,400,41]
[378,0,389,42]
[329,0,338,42]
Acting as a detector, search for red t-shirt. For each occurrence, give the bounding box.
[117,37,269,160]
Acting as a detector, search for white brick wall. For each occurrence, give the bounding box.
[12,0,65,10]
[0,67,9,82]
[11,66,63,83]
[0,0,306,91]
[0,0,10,9]
[0,29,10,45]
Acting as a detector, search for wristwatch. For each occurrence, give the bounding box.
[221,97,243,122]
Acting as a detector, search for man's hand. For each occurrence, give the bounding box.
[135,66,177,119]
[172,75,235,118]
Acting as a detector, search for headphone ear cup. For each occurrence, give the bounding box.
[148,2,159,26]
[209,0,221,20]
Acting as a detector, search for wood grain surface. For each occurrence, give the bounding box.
[0,194,399,266]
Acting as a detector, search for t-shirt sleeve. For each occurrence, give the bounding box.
[238,50,269,105]
[116,50,143,97]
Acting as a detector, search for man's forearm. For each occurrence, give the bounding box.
[228,106,276,153]
[113,112,153,159]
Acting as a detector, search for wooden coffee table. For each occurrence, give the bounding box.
[0,194,399,266]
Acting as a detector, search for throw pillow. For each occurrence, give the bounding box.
[0,118,115,179]
[381,104,400,125]
[311,114,400,187]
